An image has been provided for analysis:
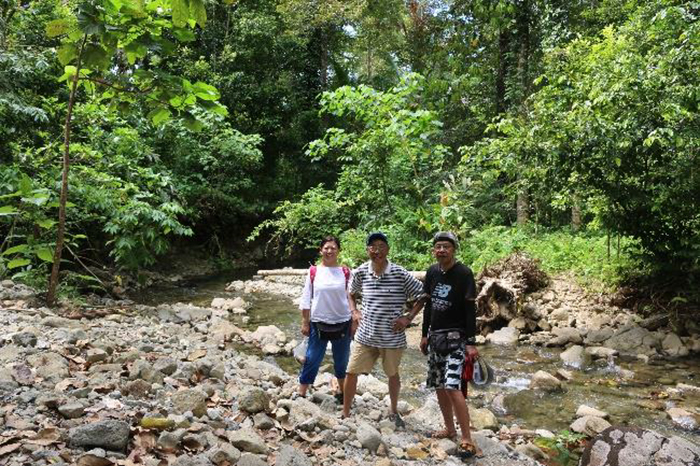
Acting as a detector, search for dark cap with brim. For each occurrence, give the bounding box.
[366,231,389,246]
[433,231,459,248]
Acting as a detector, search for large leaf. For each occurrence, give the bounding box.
[83,44,110,70]
[36,248,54,263]
[57,44,79,66]
[2,244,28,256]
[148,107,172,125]
[190,0,207,27]
[7,258,31,269]
[0,205,17,216]
[171,0,189,28]
[46,19,72,37]
[193,82,220,101]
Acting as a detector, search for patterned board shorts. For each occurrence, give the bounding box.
[426,343,467,391]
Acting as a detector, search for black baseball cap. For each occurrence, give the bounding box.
[366,231,389,246]
[433,231,459,248]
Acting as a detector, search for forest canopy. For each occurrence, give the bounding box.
[0,0,698,301]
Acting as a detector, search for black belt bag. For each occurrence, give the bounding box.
[429,328,465,355]
[315,320,350,340]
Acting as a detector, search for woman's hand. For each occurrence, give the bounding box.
[392,315,411,333]
[350,312,361,336]
[420,337,429,355]
[301,320,310,337]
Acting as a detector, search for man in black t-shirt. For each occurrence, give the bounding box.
[420,231,482,457]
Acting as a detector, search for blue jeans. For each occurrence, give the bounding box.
[299,322,351,385]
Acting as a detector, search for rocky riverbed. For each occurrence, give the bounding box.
[0,272,699,466]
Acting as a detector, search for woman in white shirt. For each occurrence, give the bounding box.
[298,235,353,400]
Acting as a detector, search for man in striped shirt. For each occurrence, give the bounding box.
[342,232,426,427]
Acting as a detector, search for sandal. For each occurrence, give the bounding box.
[459,439,484,458]
[427,429,457,439]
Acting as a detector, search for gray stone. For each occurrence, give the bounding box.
[662,333,688,357]
[0,368,19,392]
[253,413,275,430]
[560,345,589,368]
[0,345,21,364]
[170,455,214,466]
[58,402,85,419]
[41,316,83,329]
[356,422,382,453]
[584,328,615,345]
[12,332,37,347]
[237,453,268,466]
[486,327,520,346]
[154,357,178,375]
[470,408,499,431]
[26,352,69,381]
[585,346,619,359]
[548,327,582,346]
[571,415,611,436]
[576,405,609,419]
[207,443,241,465]
[530,371,563,392]
[604,326,660,355]
[86,348,108,364]
[69,420,130,451]
[580,426,700,466]
[172,388,208,418]
[666,407,699,431]
[276,444,312,466]
[227,428,269,454]
[157,429,187,452]
[239,387,270,413]
[129,360,163,384]
[515,442,548,462]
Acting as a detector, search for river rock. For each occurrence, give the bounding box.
[248,325,286,354]
[571,415,611,436]
[129,360,163,384]
[585,346,618,359]
[547,327,582,346]
[172,388,208,417]
[207,443,241,465]
[226,427,269,454]
[86,348,108,363]
[405,398,444,431]
[585,328,615,345]
[210,297,248,314]
[579,426,700,466]
[58,401,85,419]
[577,405,609,419]
[237,453,268,466]
[0,368,19,392]
[486,327,520,346]
[27,352,69,381]
[356,422,382,453]
[515,442,548,462]
[276,444,312,466]
[41,316,83,329]
[209,320,244,342]
[471,407,499,431]
[69,420,130,451]
[239,387,269,413]
[549,307,572,325]
[11,331,37,347]
[661,333,688,357]
[530,371,563,392]
[357,374,389,397]
[0,345,21,364]
[603,326,660,355]
[171,455,214,466]
[560,345,588,368]
[677,383,700,395]
[666,407,699,431]
[154,357,179,375]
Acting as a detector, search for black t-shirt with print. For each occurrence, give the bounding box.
[421,262,477,339]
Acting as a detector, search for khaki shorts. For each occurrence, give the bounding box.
[347,343,404,377]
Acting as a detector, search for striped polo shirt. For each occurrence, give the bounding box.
[351,260,424,349]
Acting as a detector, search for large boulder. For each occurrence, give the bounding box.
[560,345,589,369]
[486,327,520,346]
[239,387,270,413]
[470,408,499,431]
[603,326,660,355]
[69,420,130,451]
[570,415,611,437]
[356,422,382,453]
[530,371,563,392]
[579,426,700,466]
[661,333,689,357]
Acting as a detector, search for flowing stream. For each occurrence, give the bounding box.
[131,272,700,443]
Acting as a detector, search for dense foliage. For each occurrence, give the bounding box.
[1,0,698,303]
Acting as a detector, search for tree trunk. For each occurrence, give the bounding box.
[571,193,582,231]
[515,1,531,227]
[46,36,86,307]
[495,29,509,115]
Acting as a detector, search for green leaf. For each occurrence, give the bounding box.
[83,44,110,70]
[182,114,203,131]
[148,107,172,125]
[7,258,30,269]
[57,44,79,66]
[2,244,28,256]
[0,205,17,216]
[171,0,189,28]
[36,248,54,263]
[172,27,196,42]
[36,219,56,229]
[193,82,220,101]
[46,19,72,37]
[190,0,207,27]
[58,66,77,83]
[19,174,31,195]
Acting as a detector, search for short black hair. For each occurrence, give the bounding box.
[320,235,341,250]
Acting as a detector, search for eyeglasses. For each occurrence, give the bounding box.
[433,243,454,251]
[367,245,388,252]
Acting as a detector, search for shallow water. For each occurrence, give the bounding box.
[132,275,700,443]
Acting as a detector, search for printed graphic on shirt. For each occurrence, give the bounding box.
[434,283,451,298]
[431,283,452,314]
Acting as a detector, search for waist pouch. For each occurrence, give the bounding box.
[429,328,465,355]
[315,320,350,340]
